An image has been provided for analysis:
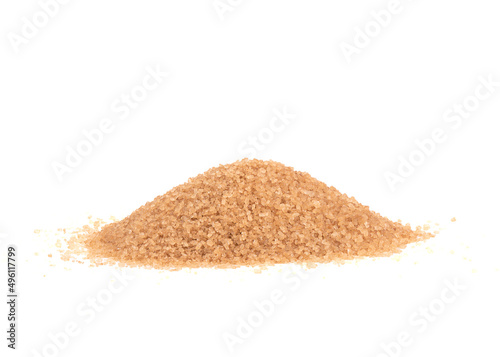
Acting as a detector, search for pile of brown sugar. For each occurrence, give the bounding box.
[70,159,433,269]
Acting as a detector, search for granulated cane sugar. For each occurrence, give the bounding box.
[65,159,434,269]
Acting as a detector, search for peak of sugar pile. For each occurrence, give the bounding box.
[69,159,433,269]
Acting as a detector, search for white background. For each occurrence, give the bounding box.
[1,0,499,356]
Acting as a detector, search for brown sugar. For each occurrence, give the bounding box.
[68,159,434,269]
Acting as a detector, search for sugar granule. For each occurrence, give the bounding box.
[65,159,434,269]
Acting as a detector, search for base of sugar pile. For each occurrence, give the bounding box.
[47,159,443,271]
